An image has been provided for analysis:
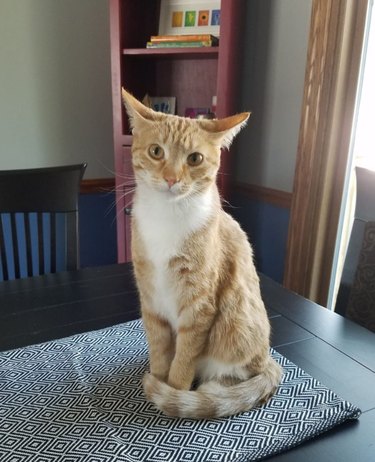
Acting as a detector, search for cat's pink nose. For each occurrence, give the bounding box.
[164,177,178,188]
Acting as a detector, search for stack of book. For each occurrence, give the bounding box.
[146,34,219,49]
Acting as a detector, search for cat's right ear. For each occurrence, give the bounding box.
[122,88,161,133]
[198,112,250,149]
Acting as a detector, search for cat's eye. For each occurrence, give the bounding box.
[148,144,165,160]
[187,152,204,166]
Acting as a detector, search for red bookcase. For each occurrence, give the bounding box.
[109,0,245,262]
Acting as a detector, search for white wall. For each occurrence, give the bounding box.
[0,0,114,179]
[235,0,312,193]
[0,0,311,187]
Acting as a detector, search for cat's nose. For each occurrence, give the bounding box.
[164,177,178,188]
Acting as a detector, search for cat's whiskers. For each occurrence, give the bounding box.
[105,176,136,209]
[115,172,136,181]
[217,170,230,176]
[107,186,136,218]
[96,160,121,179]
[112,181,136,192]
[112,193,136,225]
[115,187,136,204]
[220,197,239,210]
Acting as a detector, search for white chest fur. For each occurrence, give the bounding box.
[133,185,213,329]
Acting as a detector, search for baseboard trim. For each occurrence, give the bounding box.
[80,178,115,194]
[233,182,292,209]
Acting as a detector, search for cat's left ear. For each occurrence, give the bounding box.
[121,88,164,133]
[200,112,250,149]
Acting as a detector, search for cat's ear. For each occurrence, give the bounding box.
[200,112,250,149]
[121,88,163,132]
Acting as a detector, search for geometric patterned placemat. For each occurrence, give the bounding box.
[0,319,361,461]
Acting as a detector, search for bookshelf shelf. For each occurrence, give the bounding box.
[110,0,245,262]
[123,47,219,59]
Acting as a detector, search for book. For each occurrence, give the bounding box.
[150,34,219,45]
[146,40,216,49]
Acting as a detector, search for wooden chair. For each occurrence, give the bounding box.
[0,164,87,281]
[335,166,375,332]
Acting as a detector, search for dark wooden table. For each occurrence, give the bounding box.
[1,263,374,461]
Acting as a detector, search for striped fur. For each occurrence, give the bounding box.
[122,89,282,418]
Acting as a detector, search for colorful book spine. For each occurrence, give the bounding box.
[150,34,219,46]
[146,40,215,48]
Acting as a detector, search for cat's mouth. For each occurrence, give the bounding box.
[137,174,200,201]
[163,182,189,199]
[165,182,181,194]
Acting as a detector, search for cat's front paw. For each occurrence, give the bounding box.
[150,370,169,382]
[143,373,160,401]
[167,372,193,390]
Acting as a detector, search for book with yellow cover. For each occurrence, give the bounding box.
[150,34,219,45]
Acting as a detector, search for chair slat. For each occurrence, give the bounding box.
[66,212,78,270]
[10,213,20,279]
[25,213,33,277]
[37,212,44,276]
[51,212,56,273]
[0,215,9,281]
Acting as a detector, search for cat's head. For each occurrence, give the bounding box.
[122,88,249,200]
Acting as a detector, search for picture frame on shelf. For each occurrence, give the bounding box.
[144,95,176,115]
[158,0,221,36]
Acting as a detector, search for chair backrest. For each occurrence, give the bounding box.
[335,166,375,332]
[0,164,87,281]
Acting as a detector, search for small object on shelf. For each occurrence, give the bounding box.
[211,95,217,117]
[142,94,152,108]
[197,112,215,120]
[185,107,212,119]
[146,96,176,115]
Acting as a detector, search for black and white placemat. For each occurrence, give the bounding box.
[0,319,361,461]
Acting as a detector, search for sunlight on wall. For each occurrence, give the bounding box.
[354,4,375,171]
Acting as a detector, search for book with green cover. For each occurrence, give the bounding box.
[146,40,215,48]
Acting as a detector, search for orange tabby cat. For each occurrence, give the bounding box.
[122,89,282,418]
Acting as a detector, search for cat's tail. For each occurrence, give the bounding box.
[143,357,283,419]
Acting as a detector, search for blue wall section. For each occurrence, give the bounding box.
[82,191,290,281]
[2,192,288,281]
[230,192,290,283]
[79,192,117,268]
